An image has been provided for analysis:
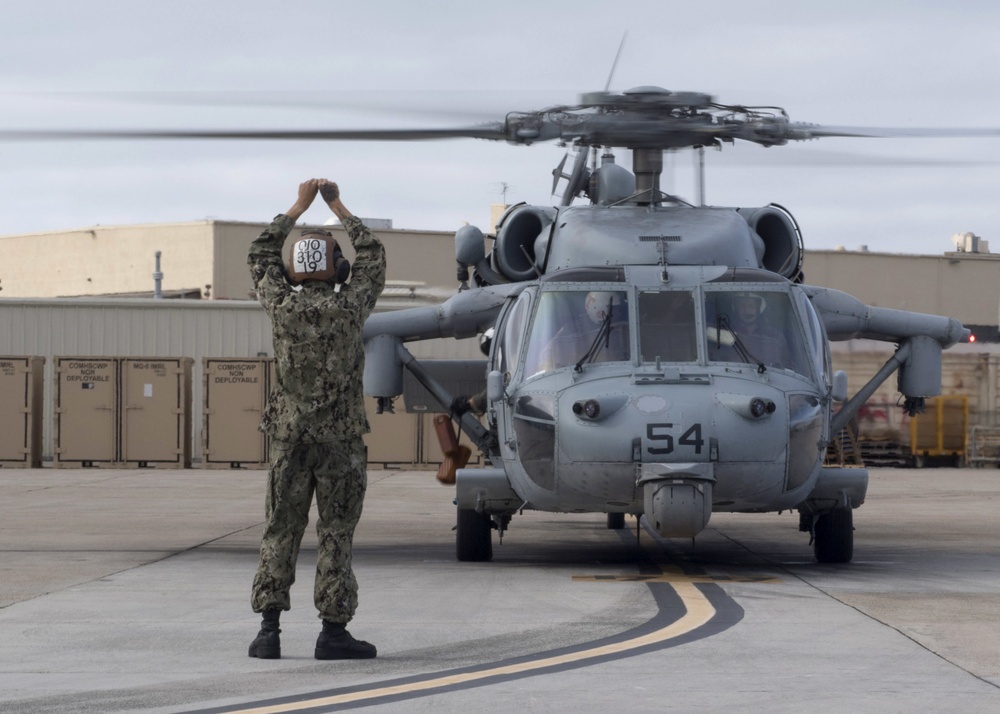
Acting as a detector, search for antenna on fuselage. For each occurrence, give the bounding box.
[697,146,706,206]
[604,32,629,92]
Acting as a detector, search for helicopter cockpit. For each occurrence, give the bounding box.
[500,272,825,385]
[703,288,821,378]
[522,289,632,378]
[485,265,833,536]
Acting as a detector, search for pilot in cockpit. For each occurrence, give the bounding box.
[525,290,631,375]
[727,292,789,368]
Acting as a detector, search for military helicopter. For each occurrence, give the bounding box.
[3,86,975,564]
[353,87,972,565]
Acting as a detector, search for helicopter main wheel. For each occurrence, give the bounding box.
[606,512,626,530]
[456,507,493,562]
[813,508,854,563]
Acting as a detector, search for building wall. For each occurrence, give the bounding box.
[4,222,997,336]
[829,340,1000,465]
[0,298,271,460]
[0,297,482,463]
[3,218,1000,465]
[1,220,469,300]
[1,222,217,298]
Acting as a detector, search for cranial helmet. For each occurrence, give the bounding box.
[584,291,622,324]
[285,230,351,285]
[734,292,766,314]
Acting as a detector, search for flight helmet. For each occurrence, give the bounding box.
[285,230,351,286]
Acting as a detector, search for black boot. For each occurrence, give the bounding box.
[248,608,281,659]
[315,621,377,660]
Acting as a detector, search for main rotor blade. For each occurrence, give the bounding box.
[704,143,998,168]
[4,118,998,150]
[790,124,1000,140]
[0,125,508,142]
[1,89,521,122]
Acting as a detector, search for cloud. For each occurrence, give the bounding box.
[1,1,998,254]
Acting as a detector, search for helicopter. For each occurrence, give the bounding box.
[354,86,971,564]
[2,86,974,564]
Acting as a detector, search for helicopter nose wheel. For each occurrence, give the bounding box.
[606,512,626,530]
[456,507,493,562]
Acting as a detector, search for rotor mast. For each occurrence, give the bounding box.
[631,147,663,204]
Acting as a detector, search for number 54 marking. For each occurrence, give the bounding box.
[646,423,704,455]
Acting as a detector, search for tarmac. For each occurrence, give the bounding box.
[1,464,998,713]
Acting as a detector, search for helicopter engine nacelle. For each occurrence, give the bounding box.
[492,205,556,281]
[739,204,803,281]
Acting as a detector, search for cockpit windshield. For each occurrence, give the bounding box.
[515,286,814,380]
[637,290,698,363]
[704,289,812,376]
[523,290,631,377]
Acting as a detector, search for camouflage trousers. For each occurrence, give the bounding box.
[251,437,368,623]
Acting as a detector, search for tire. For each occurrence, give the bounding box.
[813,508,854,563]
[456,508,493,562]
[606,512,626,530]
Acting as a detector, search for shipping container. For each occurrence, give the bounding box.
[201,358,269,468]
[53,357,119,467]
[120,357,193,468]
[0,356,45,467]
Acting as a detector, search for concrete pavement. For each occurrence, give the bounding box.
[1,465,998,712]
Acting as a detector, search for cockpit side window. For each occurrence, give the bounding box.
[704,289,812,377]
[637,290,698,363]
[497,291,531,376]
[522,290,631,377]
[794,289,828,383]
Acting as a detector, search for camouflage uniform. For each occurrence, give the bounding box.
[248,213,386,623]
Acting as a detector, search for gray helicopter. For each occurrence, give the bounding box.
[357,87,970,563]
[4,86,974,564]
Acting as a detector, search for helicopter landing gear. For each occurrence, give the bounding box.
[456,507,493,562]
[812,508,854,563]
[606,512,626,530]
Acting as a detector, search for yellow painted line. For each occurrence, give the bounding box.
[573,571,782,584]
[575,562,782,585]
[575,563,781,585]
[226,581,715,713]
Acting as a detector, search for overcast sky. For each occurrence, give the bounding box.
[2,0,999,256]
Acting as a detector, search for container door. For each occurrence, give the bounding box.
[55,358,118,463]
[202,359,267,465]
[121,358,184,464]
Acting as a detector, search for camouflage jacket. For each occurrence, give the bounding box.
[248,214,386,443]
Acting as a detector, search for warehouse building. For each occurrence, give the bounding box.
[1,214,998,466]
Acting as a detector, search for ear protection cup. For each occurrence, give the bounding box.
[332,249,351,283]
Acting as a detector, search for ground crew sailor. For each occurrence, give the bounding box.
[247,178,386,660]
